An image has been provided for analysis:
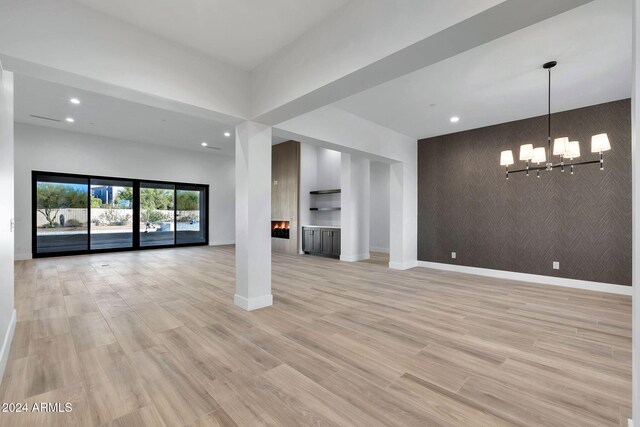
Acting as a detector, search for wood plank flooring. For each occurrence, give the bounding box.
[0,246,632,426]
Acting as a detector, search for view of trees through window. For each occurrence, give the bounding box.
[90,179,134,250]
[140,185,175,247]
[34,173,207,255]
[35,177,89,253]
[36,183,88,228]
[176,188,205,244]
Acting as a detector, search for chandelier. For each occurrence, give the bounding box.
[499,61,611,179]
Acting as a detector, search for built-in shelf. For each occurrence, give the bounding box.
[310,189,341,212]
[310,189,341,195]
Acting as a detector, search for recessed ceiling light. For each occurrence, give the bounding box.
[224,132,231,137]
[201,142,208,147]
[450,116,460,123]
[70,98,80,105]
[65,117,75,123]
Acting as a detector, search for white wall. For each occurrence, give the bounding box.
[0,68,15,382]
[316,147,342,190]
[14,123,236,258]
[298,142,317,252]
[370,161,390,253]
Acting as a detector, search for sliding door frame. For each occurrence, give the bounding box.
[32,170,209,258]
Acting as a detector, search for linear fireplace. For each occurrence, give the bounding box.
[271,221,290,239]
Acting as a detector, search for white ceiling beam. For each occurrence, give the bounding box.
[252,0,594,126]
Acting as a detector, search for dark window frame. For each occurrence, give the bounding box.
[32,170,209,258]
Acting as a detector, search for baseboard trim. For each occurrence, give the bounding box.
[389,260,418,270]
[628,419,632,427]
[234,294,273,311]
[14,253,31,261]
[0,309,17,384]
[369,246,390,254]
[417,261,631,295]
[340,253,370,262]
[210,240,235,246]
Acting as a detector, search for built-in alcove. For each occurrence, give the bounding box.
[310,188,341,211]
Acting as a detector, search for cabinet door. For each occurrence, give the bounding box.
[331,230,341,257]
[304,229,322,253]
[302,229,313,252]
[302,228,314,252]
[321,230,333,255]
[313,231,322,253]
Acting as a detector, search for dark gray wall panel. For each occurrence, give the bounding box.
[418,99,631,285]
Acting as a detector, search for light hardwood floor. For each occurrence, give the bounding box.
[0,246,632,426]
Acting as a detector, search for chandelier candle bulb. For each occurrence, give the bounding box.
[500,150,514,179]
[591,133,611,153]
[591,133,610,171]
[565,141,581,159]
[518,144,533,176]
[500,150,514,166]
[519,144,534,161]
[553,137,569,156]
[532,147,546,164]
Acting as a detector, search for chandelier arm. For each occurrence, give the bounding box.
[508,165,548,174]
[507,159,601,175]
[557,159,601,168]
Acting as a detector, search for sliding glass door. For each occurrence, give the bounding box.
[33,171,208,257]
[90,178,134,250]
[34,173,89,254]
[140,182,175,247]
[176,185,207,244]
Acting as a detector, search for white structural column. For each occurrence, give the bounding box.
[234,121,273,311]
[632,2,639,425]
[340,153,370,262]
[389,160,418,270]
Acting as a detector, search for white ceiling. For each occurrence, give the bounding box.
[73,0,350,70]
[14,75,241,156]
[334,0,632,139]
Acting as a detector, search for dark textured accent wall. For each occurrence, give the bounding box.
[418,99,631,285]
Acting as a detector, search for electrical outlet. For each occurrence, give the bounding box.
[451,252,457,259]
[553,261,560,270]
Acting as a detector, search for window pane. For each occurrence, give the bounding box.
[90,179,134,250]
[140,183,175,247]
[176,186,206,244]
[35,174,88,253]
